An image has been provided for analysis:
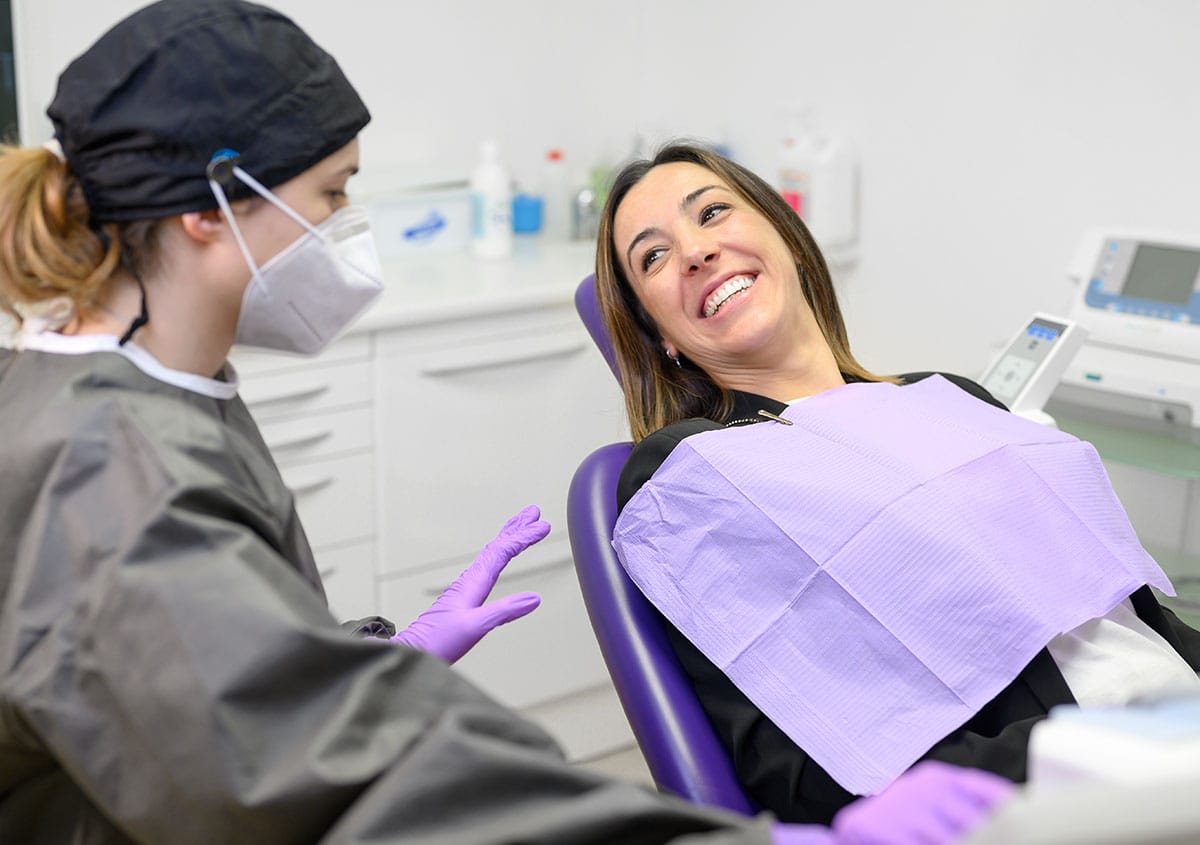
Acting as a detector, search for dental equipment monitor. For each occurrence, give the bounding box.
[1048,228,1200,435]
[980,314,1086,425]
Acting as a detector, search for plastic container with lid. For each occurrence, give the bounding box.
[541,148,570,241]
[777,111,859,256]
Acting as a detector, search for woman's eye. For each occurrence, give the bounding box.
[700,203,729,224]
[641,247,665,272]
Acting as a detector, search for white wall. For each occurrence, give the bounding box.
[15,0,1200,376]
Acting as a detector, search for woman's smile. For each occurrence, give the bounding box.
[702,273,757,318]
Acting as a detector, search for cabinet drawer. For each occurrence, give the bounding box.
[376,323,627,574]
[378,537,608,709]
[230,332,370,377]
[240,358,371,423]
[259,406,373,466]
[315,540,377,621]
[281,452,375,549]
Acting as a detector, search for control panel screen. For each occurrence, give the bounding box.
[1122,244,1200,306]
[981,318,1067,406]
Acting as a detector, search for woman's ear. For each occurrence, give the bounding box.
[178,209,227,244]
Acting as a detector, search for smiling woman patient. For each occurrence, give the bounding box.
[609,157,855,419]
[595,143,1200,825]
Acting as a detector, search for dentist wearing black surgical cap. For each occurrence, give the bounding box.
[0,2,1010,843]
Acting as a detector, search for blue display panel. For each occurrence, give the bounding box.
[1085,240,1200,323]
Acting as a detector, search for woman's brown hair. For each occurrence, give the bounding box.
[0,145,159,327]
[595,142,891,442]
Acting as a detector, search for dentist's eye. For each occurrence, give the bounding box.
[641,247,666,272]
[699,203,730,224]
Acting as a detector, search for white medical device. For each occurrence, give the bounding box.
[1048,228,1200,433]
[980,314,1087,426]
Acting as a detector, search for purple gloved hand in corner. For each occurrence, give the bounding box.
[390,505,549,663]
[830,760,1014,845]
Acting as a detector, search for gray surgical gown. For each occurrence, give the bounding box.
[0,346,770,845]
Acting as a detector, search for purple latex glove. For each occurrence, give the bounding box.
[770,823,835,844]
[830,761,1014,845]
[390,505,549,663]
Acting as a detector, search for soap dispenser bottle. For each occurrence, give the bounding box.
[470,139,513,259]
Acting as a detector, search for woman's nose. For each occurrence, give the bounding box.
[679,231,719,274]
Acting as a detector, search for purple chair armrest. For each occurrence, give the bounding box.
[567,442,757,815]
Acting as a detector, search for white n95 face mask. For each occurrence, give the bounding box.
[209,164,384,355]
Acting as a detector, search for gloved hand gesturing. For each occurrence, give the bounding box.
[390,505,549,663]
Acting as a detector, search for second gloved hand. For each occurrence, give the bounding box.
[831,760,1014,845]
[390,505,549,663]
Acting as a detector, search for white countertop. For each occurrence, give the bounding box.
[355,240,598,332]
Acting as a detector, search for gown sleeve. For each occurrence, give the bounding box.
[1,404,771,845]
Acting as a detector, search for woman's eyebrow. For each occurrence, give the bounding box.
[681,185,720,210]
[624,185,724,269]
[626,227,660,270]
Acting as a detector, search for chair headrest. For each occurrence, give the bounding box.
[574,275,622,384]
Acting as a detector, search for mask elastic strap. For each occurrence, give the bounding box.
[205,148,325,279]
[228,166,323,238]
[208,175,263,282]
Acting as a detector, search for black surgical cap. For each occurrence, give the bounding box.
[47,0,370,223]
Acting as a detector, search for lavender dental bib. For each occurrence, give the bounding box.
[613,376,1172,795]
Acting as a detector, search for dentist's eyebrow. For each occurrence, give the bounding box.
[625,185,723,270]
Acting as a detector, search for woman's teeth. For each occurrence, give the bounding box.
[703,275,756,318]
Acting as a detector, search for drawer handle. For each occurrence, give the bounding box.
[420,338,586,377]
[246,384,330,409]
[421,556,571,596]
[290,476,335,497]
[268,429,334,453]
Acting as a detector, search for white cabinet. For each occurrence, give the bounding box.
[374,308,626,573]
[229,334,379,621]
[373,301,631,759]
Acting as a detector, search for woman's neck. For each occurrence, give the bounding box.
[65,270,235,378]
[711,343,847,405]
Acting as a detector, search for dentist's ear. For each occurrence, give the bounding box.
[178,209,227,244]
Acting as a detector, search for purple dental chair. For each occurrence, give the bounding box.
[566,275,757,816]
